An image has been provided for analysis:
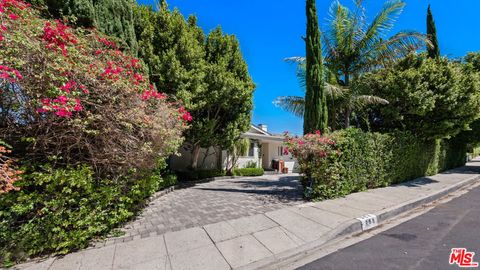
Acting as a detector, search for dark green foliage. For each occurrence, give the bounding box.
[465,52,480,71]
[192,27,255,150]
[233,168,264,177]
[355,54,480,139]
[135,5,206,105]
[304,0,327,134]
[0,164,176,265]
[427,5,440,59]
[93,0,138,53]
[28,0,138,53]
[306,128,467,200]
[176,169,226,182]
[133,7,254,168]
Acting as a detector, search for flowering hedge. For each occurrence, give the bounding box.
[0,1,190,265]
[0,0,189,178]
[285,129,467,200]
[284,131,342,199]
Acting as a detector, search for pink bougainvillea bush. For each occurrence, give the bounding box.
[283,131,342,199]
[0,0,189,178]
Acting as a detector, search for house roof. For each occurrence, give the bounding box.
[250,124,271,136]
[241,124,285,142]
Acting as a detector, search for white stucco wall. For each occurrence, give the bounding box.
[236,141,260,168]
[265,141,297,172]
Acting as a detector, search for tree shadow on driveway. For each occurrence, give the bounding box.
[194,175,305,203]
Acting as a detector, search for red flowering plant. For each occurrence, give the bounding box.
[0,1,190,179]
[283,131,341,199]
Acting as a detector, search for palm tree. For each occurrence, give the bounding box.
[275,0,429,128]
[274,57,389,129]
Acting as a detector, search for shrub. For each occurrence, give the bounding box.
[233,168,264,177]
[0,1,188,179]
[0,162,176,266]
[244,160,258,168]
[355,54,480,139]
[285,129,467,200]
[176,169,226,182]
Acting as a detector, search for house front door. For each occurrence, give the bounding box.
[261,142,270,169]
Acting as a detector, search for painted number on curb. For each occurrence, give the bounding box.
[356,214,378,231]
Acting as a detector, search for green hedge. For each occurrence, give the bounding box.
[233,168,264,177]
[304,129,467,200]
[175,169,226,182]
[0,163,176,266]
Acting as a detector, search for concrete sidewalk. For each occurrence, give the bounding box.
[15,160,480,270]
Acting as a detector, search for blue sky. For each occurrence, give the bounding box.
[137,0,480,135]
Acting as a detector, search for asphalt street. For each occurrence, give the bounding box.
[297,185,480,270]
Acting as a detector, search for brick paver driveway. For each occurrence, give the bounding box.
[105,174,304,245]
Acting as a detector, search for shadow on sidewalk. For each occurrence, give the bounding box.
[397,177,439,187]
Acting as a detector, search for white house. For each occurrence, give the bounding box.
[170,124,297,172]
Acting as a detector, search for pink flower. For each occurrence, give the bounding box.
[55,107,72,117]
[182,111,193,122]
[8,12,19,20]
[79,85,89,94]
[13,70,22,80]
[55,95,68,104]
[60,80,76,93]
[41,98,51,105]
[73,104,83,112]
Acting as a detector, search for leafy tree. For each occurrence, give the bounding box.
[465,52,480,71]
[455,52,480,145]
[136,4,206,111]
[304,0,328,134]
[427,5,440,59]
[355,54,480,139]
[188,27,255,169]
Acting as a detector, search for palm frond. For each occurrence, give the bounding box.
[284,57,306,64]
[358,0,406,52]
[327,1,350,58]
[353,95,389,108]
[325,83,346,97]
[284,57,307,89]
[359,31,428,72]
[273,96,305,118]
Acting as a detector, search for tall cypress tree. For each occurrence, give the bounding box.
[304,0,327,134]
[427,4,440,59]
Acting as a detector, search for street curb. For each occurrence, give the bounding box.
[238,173,480,270]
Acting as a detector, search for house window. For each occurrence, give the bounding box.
[278,146,284,156]
[248,140,255,157]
